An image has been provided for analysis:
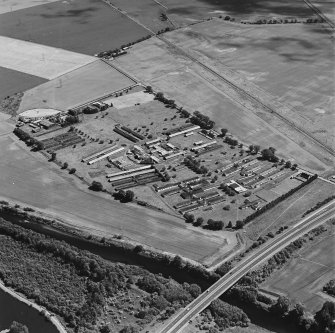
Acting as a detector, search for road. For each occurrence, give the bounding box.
[159,200,335,333]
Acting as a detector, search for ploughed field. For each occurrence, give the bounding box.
[0,0,149,55]
[0,67,46,101]
[0,134,230,264]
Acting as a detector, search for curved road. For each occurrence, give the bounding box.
[159,200,335,333]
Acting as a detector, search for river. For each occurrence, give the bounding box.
[0,288,58,333]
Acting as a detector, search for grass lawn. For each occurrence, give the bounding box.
[0,0,149,55]
[245,179,335,240]
[261,232,335,313]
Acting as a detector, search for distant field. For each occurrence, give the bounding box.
[0,0,149,55]
[162,0,314,22]
[18,60,135,112]
[262,234,335,313]
[245,179,335,239]
[0,36,95,79]
[0,0,59,14]
[110,0,173,32]
[0,134,231,264]
[164,20,335,149]
[115,37,330,173]
[0,66,46,101]
[310,0,335,22]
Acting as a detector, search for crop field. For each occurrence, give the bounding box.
[115,37,330,173]
[0,36,95,80]
[245,179,335,240]
[0,133,233,264]
[164,20,335,149]
[310,0,335,22]
[0,0,149,55]
[162,0,314,23]
[110,0,173,32]
[262,233,335,313]
[18,60,136,112]
[0,66,46,101]
[0,0,59,15]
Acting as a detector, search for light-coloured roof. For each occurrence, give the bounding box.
[19,108,61,118]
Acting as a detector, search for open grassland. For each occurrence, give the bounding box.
[164,20,335,149]
[0,0,149,55]
[0,133,230,264]
[262,233,335,313]
[245,179,335,240]
[0,66,46,101]
[162,0,314,23]
[115,37,331,173]
[0,36,95,80]
[0,0,59,14]
[18,60,135,112]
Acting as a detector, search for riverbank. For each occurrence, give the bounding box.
[0,280,67,333]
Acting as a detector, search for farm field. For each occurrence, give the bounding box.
[0,0,59,14]
[0,133,233,264]
[164,20,335,149]
[0,36,95,80]
[115,37,331,173]
[162,0,315,22]
[18,60,136,112]
[245,179,335,240]
[262,233,335,313]
[0,66,46,101]
[310,0,335,22]
[0,0,149,55]
[110,0,173,32]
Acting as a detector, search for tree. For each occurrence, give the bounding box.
[235,220,244,229]
[145,85,153,93]
[155,92,164,100]
[172,255,183,269]
[50,152,56,161]
[119,325,139,333]
[270,296,290,316]
[9,321,29,333]
[193,217,204,226]
[124,190,134,202]
[69,168,76,174]
[100,325,111,333]
[314,301,335,331]
[185,213,195,224]
[254,145,260,154]
[90,181,103,192]
[221,128,228,137]
[285,161,292,168]
[62,162,68,169]
[227,221,233,228]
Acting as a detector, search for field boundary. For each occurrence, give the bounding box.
[303,0,335,29]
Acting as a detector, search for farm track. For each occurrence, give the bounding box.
[303,0,335,29]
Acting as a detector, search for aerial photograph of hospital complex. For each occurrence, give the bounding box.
[0,0,334,333]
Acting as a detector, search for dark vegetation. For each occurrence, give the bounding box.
[302,196,335,218]
[13,128,44,151]
[183,155,208,174]
[0,217,250,332]
[323,280,335,297]
[8,321,29,333]
[190,111,215,129]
